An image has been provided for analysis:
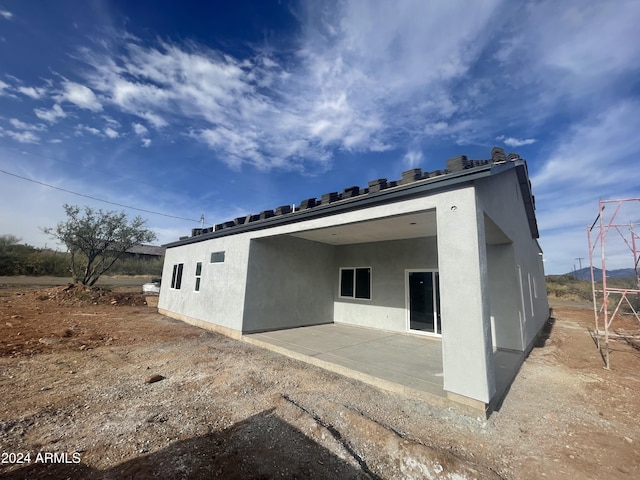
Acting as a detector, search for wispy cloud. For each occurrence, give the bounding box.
[59,81,102,111]
[75,124,100,136]
[132,123,151,147]
[17,86,47,99]
[9,118,46,131]
[0,79,12,96]
[532,99,640,271]
[0,8,12,20]
[532,100,640,192]
[0,128,39,144]
[103,127,119,138]
[34,104,67,123]
[496,135,536,147]
[65,1,507,171]
[132,123,148,136]
[403,149,424,168]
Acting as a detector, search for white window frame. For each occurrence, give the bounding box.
[171,263,184,290]
[194,262,202,292]
[405,269,441,337]
[338,267,372,300]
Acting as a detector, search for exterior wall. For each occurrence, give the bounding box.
[157,234,252,332]
[242,236,335,332]
[486,243,523,351]
[475,169,549,354]
[436,187,496,404]
[333,237,438,332]
[158,174,542,407]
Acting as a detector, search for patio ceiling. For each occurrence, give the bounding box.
[289,210,437,245]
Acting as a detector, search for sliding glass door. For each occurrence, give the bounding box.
[407,270,441,335]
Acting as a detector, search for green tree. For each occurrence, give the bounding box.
[43,204,157,285]
[0,234,22,249]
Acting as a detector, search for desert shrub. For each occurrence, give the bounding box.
[546,275,639,313]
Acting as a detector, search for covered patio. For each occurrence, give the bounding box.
[244,323,524,414]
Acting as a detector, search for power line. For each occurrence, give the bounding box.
[0,168,200,223]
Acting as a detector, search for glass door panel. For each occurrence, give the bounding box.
[408,271,441,335]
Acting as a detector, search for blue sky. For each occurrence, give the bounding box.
[1,0,639,275]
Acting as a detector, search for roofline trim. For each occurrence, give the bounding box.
[164,160,527,249]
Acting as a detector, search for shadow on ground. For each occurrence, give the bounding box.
[533,310,556,348]
[1,409,369,479]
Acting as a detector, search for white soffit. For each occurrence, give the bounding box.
[289,210,437,245]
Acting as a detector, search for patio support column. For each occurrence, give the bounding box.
[436,188,496,407]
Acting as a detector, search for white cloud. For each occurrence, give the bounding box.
[496,135,536,147]
[75,124,100,136]
[141,138,151,147]
[534,2,640,78]
[532,101,640,190]
[17,86,46,99]
[72,1,505,171]
[132,122,148,136]
[484,0,640,122]
[60,81,102,111]
[0,128,39,143]
[102,115,120,127]
[424,121,449,136]
[104,127,119,138]
[9,118,46,131]
[0,9,12,20]
[531,100,640,273]
[0,79,11,96]
[403,149,424,168]
[34,104,66,123]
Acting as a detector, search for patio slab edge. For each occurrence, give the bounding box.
[243,334,488,417]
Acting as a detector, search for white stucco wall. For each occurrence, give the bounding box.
[333,237,438,332]
[436,187,496,404]
[242,236,336,332]
[475,169,549,354]
[157,234,252,332]
[486,242,523,351]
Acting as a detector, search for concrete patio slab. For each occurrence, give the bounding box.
[244,323,448,405]
[244,323,526,415]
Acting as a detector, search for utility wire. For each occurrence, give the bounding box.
[0,168,200,223]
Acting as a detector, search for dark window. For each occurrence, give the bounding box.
[340,267,371,300]
[355,268,371,299]
[171,263,184,289]
[195,262,202,292]
[210,251,225,263]
[171,264,177,288]
[340,269,354,297]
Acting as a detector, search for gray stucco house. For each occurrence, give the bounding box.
[158,147,549,412]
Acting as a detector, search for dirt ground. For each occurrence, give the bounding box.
[0,281,639,479]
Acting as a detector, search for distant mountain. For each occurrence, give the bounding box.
[563,267,637,281]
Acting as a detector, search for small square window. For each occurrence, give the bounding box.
[211,251,225,263]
